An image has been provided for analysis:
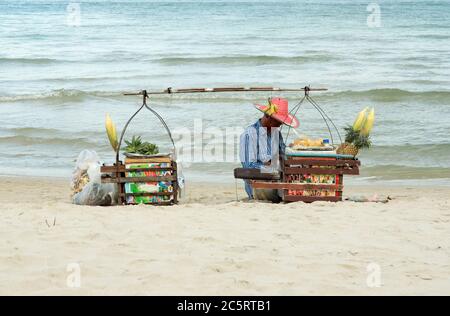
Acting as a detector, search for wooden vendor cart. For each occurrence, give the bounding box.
[100,90,179,205]
[236,153,360,203]
[100,159,178,205]
[232,85,361,203]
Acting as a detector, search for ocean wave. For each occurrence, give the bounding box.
[0,135,102,148]
[0,89,124,103]
[0,57,73,65]
[362,165,450,180]
[363,143,450,158]
[7,127,62,136]
[2,87,450,104]
[327,88,450,103]
[410,34,450,40]
[0,88,287,104]
[143,88,450,105]
[156,54,336,65]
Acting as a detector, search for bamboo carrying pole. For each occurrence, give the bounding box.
[124,86,327,96]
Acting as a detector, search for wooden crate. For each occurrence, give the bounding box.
[251,156,360,203]
[100,159,178,205]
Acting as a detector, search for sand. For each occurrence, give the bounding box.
[0,176,449,295]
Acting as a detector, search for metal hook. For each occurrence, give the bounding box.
[142,90,148,105]
[304,85,310,96]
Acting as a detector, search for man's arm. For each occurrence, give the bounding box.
[279,131,286,156]
[239,130,263,169]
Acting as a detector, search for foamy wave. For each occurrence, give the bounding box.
[0,89,123,102]
[0,57,72,65]
[144,88,450,104]
[2,88,450,104]
[156,54,337,65]
[362,165,450,180]
[0,135,102,147]
[327,88,450,103]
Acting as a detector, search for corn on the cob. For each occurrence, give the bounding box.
[352,107,368,131]
[105,113,118,152]
[360,108,375,136]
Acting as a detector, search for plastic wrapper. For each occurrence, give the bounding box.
[71,150,117,206]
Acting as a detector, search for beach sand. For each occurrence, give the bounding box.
[0,176,449,295]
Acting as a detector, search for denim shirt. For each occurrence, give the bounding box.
[239,119,286,198]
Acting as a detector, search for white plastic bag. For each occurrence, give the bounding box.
[71,150,117,206]
[176,159,185,199]
[75,150,100,171]
[73,182,115,206]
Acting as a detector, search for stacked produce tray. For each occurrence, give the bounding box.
[100,155,178,205]
[251,155,360,203]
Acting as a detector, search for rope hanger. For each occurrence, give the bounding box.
[116,90,176,165]
[283,86,343,146]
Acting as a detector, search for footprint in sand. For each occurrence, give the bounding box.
[275,233,291,240]
[235,279,251,288]
[193,236,215,242]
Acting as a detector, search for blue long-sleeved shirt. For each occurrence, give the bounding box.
[239,119,285,198]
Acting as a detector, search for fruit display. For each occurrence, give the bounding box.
[290,137,334,151]
[337,107,375,156]
[105,114,159,156]
[293,138,323,147]
[100,105,179,205]
[336,142,359,156]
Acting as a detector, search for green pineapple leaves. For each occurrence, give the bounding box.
[344,125,371,149]
[124,135,159,155]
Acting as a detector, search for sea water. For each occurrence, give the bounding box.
[0,0,449,184]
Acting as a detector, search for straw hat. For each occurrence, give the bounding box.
[255,97,299,128]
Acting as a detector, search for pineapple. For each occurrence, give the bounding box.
[339,107,375,156]
[337,142,359,156]
[124,135,159,155]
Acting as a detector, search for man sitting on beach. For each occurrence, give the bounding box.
[239,97,299,201]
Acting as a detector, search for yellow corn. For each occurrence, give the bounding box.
[360,108,375,136]
[105,113,118,152]
[352,107,368,131]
